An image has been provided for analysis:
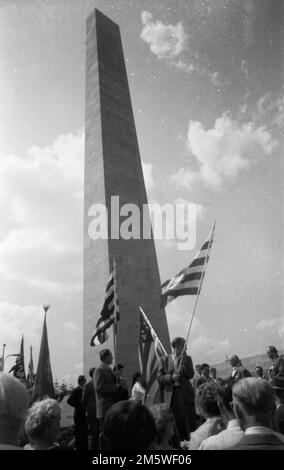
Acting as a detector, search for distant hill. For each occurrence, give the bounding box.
[213,350,284,378]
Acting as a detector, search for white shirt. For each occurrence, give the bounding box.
[199,419,244,450]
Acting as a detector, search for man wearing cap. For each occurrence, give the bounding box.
[157,337,196,444]
[229,355,251,381]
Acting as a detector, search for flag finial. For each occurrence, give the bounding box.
[42,304,51,314]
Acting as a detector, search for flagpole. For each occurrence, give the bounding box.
[112,257,118,383]
[177,221,216,372]
[139,306,167,356]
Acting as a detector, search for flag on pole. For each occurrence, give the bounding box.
[26,345,35,388]
[34,306,55,400]
[90,262,119,346]
[8,336,26,384]
[161,223,215,307]
[138,307,167,407]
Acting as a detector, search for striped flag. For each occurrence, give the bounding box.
[138,307,167,407]
[90,261,119,346]
[8,336,26,384]
[161,223,215,308]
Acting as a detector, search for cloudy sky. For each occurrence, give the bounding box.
[0,0,283,384]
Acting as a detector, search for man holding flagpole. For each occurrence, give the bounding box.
[157,337,196,445]
[158,223,215,446]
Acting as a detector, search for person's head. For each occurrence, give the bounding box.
[210,367,217,380]
[195,364,202,375]
[100,349,113,366]
[216,377,235,422]
[266,345,278,360]
[113,363,124,376]
[232,377,276,431]
[271,376,284,403]
[201,363,210,378]
[25,398,61,448]
[78,375,86,388]
[255,366,263,378]
[229,355,241,367]
[171,337,185,356]
[89,367,95,378]
[132,372,142,387]
[195,383,220,420]
[0,373,29,445]
[101,400,156,450]
[150,404,174,444]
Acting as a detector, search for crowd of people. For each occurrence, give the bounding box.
[0,342,283,451]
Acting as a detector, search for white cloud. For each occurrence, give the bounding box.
[0,131,155,296]
[256,318,279,331]
[64,321,79,333]
[0,302,43,370]
[171,168,200,189]
[172,59,196,75]
[140,11,187,59]
[140,12,223,88]
[173,114,277,189]
[256,317,284,345]
[0,131,84,293]
[190,335,229,361]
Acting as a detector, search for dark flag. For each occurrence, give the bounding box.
[26,345,35,388]
[90,261,119,346]
[138,307,167,407]
[161,222,215,307]
[34,306,55,399]
[8,336,26,384]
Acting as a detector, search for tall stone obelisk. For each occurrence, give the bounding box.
[84,9,170,384]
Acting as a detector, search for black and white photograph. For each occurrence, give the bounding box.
[0,0,283,454]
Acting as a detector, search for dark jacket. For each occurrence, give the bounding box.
[93,364,119,419]
[229,433,284,450]
[67,386,85,421]
[82,379,97,417]
[157,353,195,404]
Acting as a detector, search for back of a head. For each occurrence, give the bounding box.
[150,403,172,443]
[100,349,111,362]
[217,378,234,413]
[25,398,61,443]
[196,383,220,418]
[232,377,275,415]
[89,367,95,378]
[171,337,185,348]
[102,400,156,450]
[0,373,29,423]
[78,375,86,386]
[267,345,278,355]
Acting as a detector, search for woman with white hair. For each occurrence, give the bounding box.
[0,372,29,449]
[24,398,62,450]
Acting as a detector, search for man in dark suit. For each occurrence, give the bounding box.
[93,349,127,434]
[229,355,251,381]
[157,337,196,444]
[229,377,284,450]
[67,375,88,450]
[82,367,99,451]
